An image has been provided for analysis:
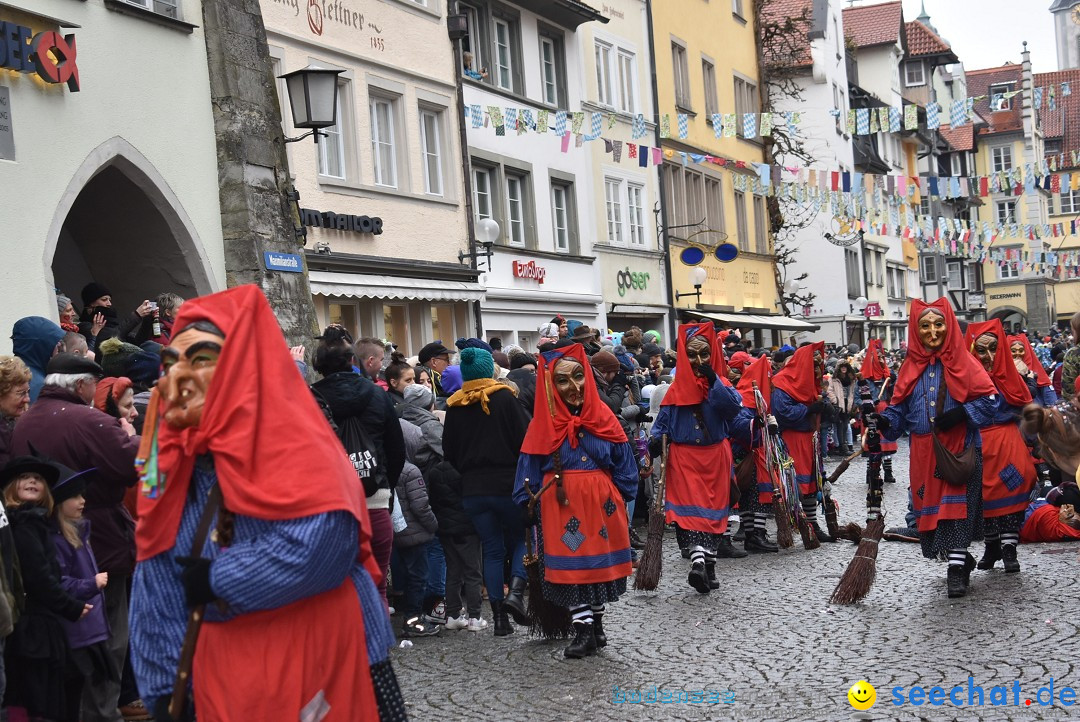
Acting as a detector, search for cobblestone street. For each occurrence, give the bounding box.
[393,439,1080,721]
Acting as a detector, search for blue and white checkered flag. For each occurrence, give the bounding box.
[950,99,966,127]
[585,112,603,140]
[889,106,901,132]
[470,104,482,128]
[711,114,723,138]
[743,113,757,138]
[504,108,517,132]
[677,113,689,139]
[1064,82,1072,97]
[1034,86,1043,109]
[927,102,940,129]
[856,108,869,134]
[632,114,646,139]
[554,111,567,136]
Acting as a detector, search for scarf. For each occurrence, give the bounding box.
[965,320,1031,407]
[445,378,515,415]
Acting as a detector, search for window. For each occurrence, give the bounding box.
[702,59,718,118]
[1061,189,1080,214]
[965,263,983,292]
[845,249,861,297]
[733,76,760,136]
[904,61,925,87]
[538,31,566,107]
[595,41,614,107]
[946,261,963,290]
[731,0,744,16]
[369,96,397,187]
[604,178,624,244]
[950,153,963,177]
[832,83,843,133]
[989,82,1015,110]
[506,172,526,246]
[920,255,938,284]
[419,108,443,196]
[887,266,906,299]
[991,146,1012,173]
[493,18,515,91]
[318,83,347,179]
[617,51,636,113]
[733,190,749,250]
[999,262,1020,280]
[662,165,685,227]
[121,0,178,19]
[551,182,571,253]
[753,195,768,254]
[459,3,483,70]
[628,184,645,246]
[995,200,1016,225]
[705,176,724,235]
[672,41,690,109]
[472,167,493,222]
[834,16,841,58]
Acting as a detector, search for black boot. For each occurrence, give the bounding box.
[1002,544,1020,573]
[963,552,977,586]
[491,601,514,636]
[564,622,596,658]
[687,561,710,593]
[503,576,528,626]
[811,523,835,543]
[592,614,607,648]
[715,535,749,559]
[704,561,720,590]
[628,527,646,550]
[976,540,1001,570]
[680,547,691,559]
[884,470,896,483]
[733,522,746,542]
[745,529,779,553]
[947,565,968,598]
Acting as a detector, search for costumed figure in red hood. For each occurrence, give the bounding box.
[771,341,834,543]
[858,337,898,487]
[128,285,402,721]
[964,320,1035,574]
[876,298,997,598]
[729,355,779,554]
[513,342,637,659]
[1008,334,1058,407]
[651,322,748,594]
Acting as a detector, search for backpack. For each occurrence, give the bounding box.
[310,386,387,498]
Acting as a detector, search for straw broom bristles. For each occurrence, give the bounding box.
[634,437,668,591]
[830,517,885,604]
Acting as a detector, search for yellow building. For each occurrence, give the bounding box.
[1040,67,1080,326]
[649,0,796,344]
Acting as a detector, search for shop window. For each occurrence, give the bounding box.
[370,94,399,188]
[329,303,359,340]
[431,305,456,345]
[419,107,445,196]
[383,304,410,349]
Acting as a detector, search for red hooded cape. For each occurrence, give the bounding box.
[892,298,996,405]
[772,342,825,405]
[1008,334,1052,388]
[135,285,376,583]
[661,322,730,407]
[736,355,772,410]
[520,342,627,455]
[965,320,1031,407]
[861,338,889,381]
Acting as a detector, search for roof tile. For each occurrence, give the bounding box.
[841,1,903,49]
[760,0,813,68]
[1036,69,1080,165]
[905,20,956,60]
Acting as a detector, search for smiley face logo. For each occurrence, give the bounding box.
[848,680,876,711]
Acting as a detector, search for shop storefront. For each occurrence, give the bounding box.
[0,2,226,349]
[595,248,670,341]
[480,249,603,351]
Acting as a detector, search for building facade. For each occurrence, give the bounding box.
[0,0,225,352]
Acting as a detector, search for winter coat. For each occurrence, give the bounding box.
[400,405,444,461]
[0,416,13,470]
[506,368,536,416]
[442,387,529,498]
[595,368,635,438]
[9,505,84,622]
[826,377,858,414]
[51,519,109,649]
[11,316,65,403]
[311,371,406,491]
[393,461,438,548]
[426,459,475,539]
[77,305,150,348]
[13,386,141,576]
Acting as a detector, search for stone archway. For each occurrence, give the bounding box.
[44,137,218,314]
[990,305,1027,335]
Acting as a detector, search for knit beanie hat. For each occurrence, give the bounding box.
[509,352,536,370]
[98,337,141,377]
[492,351,510,369]
[81,281,111,308]
[403,382,434,409]
[455,337,494,353]
[590,350,620,374]
[441,365,463,394]
[459,347,495,382]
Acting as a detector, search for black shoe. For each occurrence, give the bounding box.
[687,561,711,593]
[402,615,441,637]
[963,552,977,586]
[629,528,646,550]
[884,472,896,484]
[715,535,749,558]
[564,622,597,658]
[704,561,720,590]
[733,525,746,542]
[592,615,607,648]
[947,565,968,598]
[745,529,779,553]
[681,547,691,559]
[811,523,836,543]
[883,526,919,542]
[503,576,528,626]
[491,601,514,637]
[977,540,1001,571]
[1002,544,1020,573]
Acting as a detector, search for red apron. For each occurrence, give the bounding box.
[980,423,1036,518]
[782,429,817,497]
[753,446,774,505]
[908,426,970,533]
[664,440,733,535]
[540,469,632,585]
[194,580,376,722]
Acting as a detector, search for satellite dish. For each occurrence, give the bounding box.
[680,246,706,266]
[715,243,739,262]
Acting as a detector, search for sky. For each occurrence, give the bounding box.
[886,0,1059,73]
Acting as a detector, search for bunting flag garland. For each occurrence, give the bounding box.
[678,113,689,139]
[632,113,647,139]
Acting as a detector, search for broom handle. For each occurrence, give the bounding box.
[653,435,668,513]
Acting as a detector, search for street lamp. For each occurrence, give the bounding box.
[279,66,344,144]
[850,296,868,314]
[676,267,708,306]
[460,217,498,268]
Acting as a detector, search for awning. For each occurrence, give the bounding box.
[682,309,820,331]
[308,271,485,302]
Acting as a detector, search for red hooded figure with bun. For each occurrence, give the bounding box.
[861,338,889,382]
